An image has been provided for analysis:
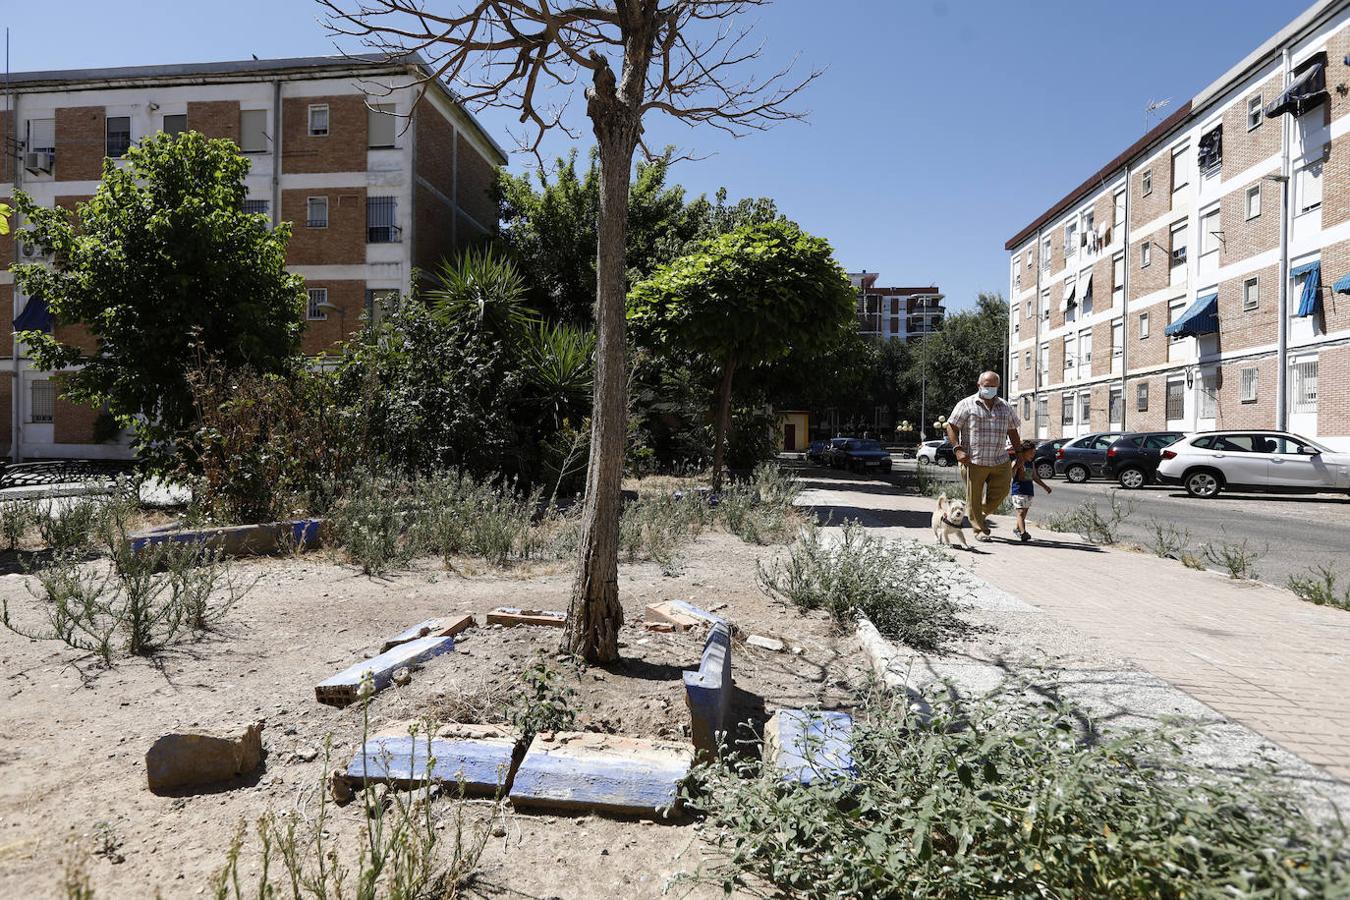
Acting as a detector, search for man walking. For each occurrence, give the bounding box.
[945,372,1021,542]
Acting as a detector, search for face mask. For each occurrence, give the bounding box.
[978,386,999,400]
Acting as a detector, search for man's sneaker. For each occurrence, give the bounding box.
[976,532,993,543]
[1020,530,1032,543]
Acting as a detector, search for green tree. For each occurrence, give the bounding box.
[11,132,304,465]
[629,221,856,489]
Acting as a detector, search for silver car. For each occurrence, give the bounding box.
[1155,430,1350,498]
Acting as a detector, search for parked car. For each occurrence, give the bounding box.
[1030,438,1069,480]
[1156,430,1350,498]
[805,440,831,464]
[819,437,850,467]
[916,440,944,465]
[1104,431,1185,489]
[831,438,893,473]
[1053,432,1128,483]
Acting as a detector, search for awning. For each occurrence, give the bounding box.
[1332,272,1350,294]
[1294,260,1321,317]
[1080,272,1094,304]
[12,295,52,334]
[1164,292,1219,338]
[1059,280,1078,311]
[1265,62,1327,118]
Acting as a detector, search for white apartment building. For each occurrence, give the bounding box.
[850,271,945,342]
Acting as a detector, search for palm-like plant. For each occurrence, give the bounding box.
[425,246,538,338]
[521,321,595,425]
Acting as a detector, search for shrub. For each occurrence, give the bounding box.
[0,499,38,550]
[329,470,418,576]
[717,463,800,545]
[758,521,971,651]
[1201,537,1263,580]
[507,655,579,739]
[1145,517,1190,558]
[1042,492,1133,545]
[689,685,1350,899]
[38,498,102,553]
[1287,564,1350,610]
[619,490,709,574]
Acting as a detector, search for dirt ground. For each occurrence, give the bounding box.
[0,529,867,899]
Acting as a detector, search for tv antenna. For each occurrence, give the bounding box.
[1145,97,1172,131]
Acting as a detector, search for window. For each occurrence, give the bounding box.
[1111,319,1124,357]
[1170,222,1188,269]
[1081,273,1094,316]
[1198,125,1222,174]
[1041,236,1052,271]
[1292,358,1318,413]
[1061,393,1074,427]
[1297,160,1323,214]
[1138,311,1150,339]
[1025,299,1032,320]
[1113,188,1126,229]
[1171,144,1189,194]
[240,109,268,153]
[1243,276,1259,311]
[1240,367,1258,402]
[1024,350,1032,370]
[106,115,131,157]
[1039,343,1050,379]
[1041,289,1050,322]
[1112,253,1125,307]
[1136,382,1149,411]
[1142,169,1153,196]
[1022,397,1032,419]
[1064,221,1078,257]
[1065,278,1077,322]
[27,117,55,153]
[1012,307,1020,335]
[307,288,329,321]
[243,199,269,216]
[1165,380,1184,420]
[1168,299,1186,341]
[1247,95,1263,131]
[162,113,186,136]
[1200,375,1216,419]
[30,380,54,424]
[306,196,329,228]
[1245,184,1261,219]
[1140,241,1151,268]
[308,104,329,137]
[1062,335,1074,370]
[1108,387,1123,423]
[1199,206,1221,258]
[1037,396,1049,425]
[1079,392,1091,424]
[890,316,900,334]
[367,196,400,243]
[1079,330,1092,366]
[369,103,396,148]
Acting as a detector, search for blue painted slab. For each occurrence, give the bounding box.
[509,736,691,815]
[346,735,516,795]
[683,622,733,755]
[315,636,454,706]
[668,600,727,629]
[130,518,324,555]
[767,710,856,785]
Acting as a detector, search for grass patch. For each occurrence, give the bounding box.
[1287,564,1350,611]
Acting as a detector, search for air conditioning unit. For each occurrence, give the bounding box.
[1171,247,1187,264]
[24,151,54,174]
[19,241,46,260]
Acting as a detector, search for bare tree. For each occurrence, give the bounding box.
[320,0,817,662]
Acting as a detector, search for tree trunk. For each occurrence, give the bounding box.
[563,76,640,663]
[710,356,737,492]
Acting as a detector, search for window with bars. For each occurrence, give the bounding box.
[106,116,131,157]
[1240,367,1258,402]
[1061,393,1074,427]
[1165,380,1184,420]
[1078,393,1091,425]
[243,199,269,216]
[307,288,329,321]
[306,196,328,228]
[1109,388,1123,423]
[30,380,54,424]
[1136,382,1149,411]
[1292,359,1318,413]
[1036,397,1048,427]
[367,196,401,243]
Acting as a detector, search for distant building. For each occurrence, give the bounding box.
[849,272,944,341]
[1,54,507,461]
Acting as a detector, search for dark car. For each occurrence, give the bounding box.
[832,438,893,473]
[1031,438,1069,480]
[806,440,831,464]
[1053,432,1128,483]
[1104,431,1186,488]
[819,437,850,467]
[932,440,958,467]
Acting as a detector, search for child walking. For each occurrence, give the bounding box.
[1010,440,1052,542]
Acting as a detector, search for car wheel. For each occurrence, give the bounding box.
[1035,462,1054,480]
[1066,464,1089,484]
[937,456,952,467]
[1184,469,1223,499]
[1117,466,1147,490]
[917,456,930,465]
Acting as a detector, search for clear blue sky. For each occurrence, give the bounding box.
[4,0,1309,310]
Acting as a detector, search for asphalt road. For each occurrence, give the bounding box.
[890,458,1350,590]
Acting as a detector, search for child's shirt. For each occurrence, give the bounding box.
[1010,460,1034,496]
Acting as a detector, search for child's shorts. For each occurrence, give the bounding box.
[1011,494,1033,509]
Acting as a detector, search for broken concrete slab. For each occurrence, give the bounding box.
[683,622,733,757]
[145,722,264,794]
[486,607,565,628]
[509,732,693,816]
[644,599,728,633]
[315,636,455,707]
[130,518,323,558]
[380,614,475,653]
[763,710,855,786]
[746,634,786,653]
[345,727,519,797]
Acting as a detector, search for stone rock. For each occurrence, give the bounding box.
[293,746,319,763]
[145,722,264,794]
[746,634,786,653]
[330,769,356,805]
[392,667,413,687]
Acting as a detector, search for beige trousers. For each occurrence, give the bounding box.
[962,461,1012,533]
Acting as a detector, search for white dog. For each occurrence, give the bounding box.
[931,493,970,549]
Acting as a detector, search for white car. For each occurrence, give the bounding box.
[915,440,947,466]
[1155,430,1350,498]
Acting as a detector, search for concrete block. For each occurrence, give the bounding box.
[486,607,565,628]
[509,732,693,816]
[763,710,855,785]
[644,599,727,633]
[746,634,786,652]
[129,518,324,558]
[380,614,476,653]
[346,726,519,796]
[145,722,264,794]
[683,622,733,756]
[315,636,454,707]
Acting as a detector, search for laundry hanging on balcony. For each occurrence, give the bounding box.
[1292,260,1321,317]
[1264,61,1327,118]
[11,295,52,334]
[1163,292,1219,338]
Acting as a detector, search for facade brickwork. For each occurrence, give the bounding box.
[1130,225,1170,299]
[1222,175,1280,258]
[1324,132,1350,230]
[185,100,241,144]
[0,111,11,183]
[1091,318,1113,378]
[455,133,497,236]
[282,95,368,174]
[299,280,366,355]
[1212,356,1277,429]
[1222,73,1283,184]
[413,184,456,277]
[1320,239,1350,334]
[54,106,105,182]
[1319,344,1350,438]
[282,187,367,266]
[1129,151,1174,230]
[1214,263,1279,353]
[0,195,12,271]
[54,390,102,444]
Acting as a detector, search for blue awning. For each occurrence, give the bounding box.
[12,296,52,334]
[1164,292,1219,338]
[1333,273,1350,295]
[1295,261,1321,318]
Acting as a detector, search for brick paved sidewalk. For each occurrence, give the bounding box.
[797,476,1350,783]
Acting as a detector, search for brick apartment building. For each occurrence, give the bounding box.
[1006,0,1350,451]
[849,271,945,342]
[1,54,506,460]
